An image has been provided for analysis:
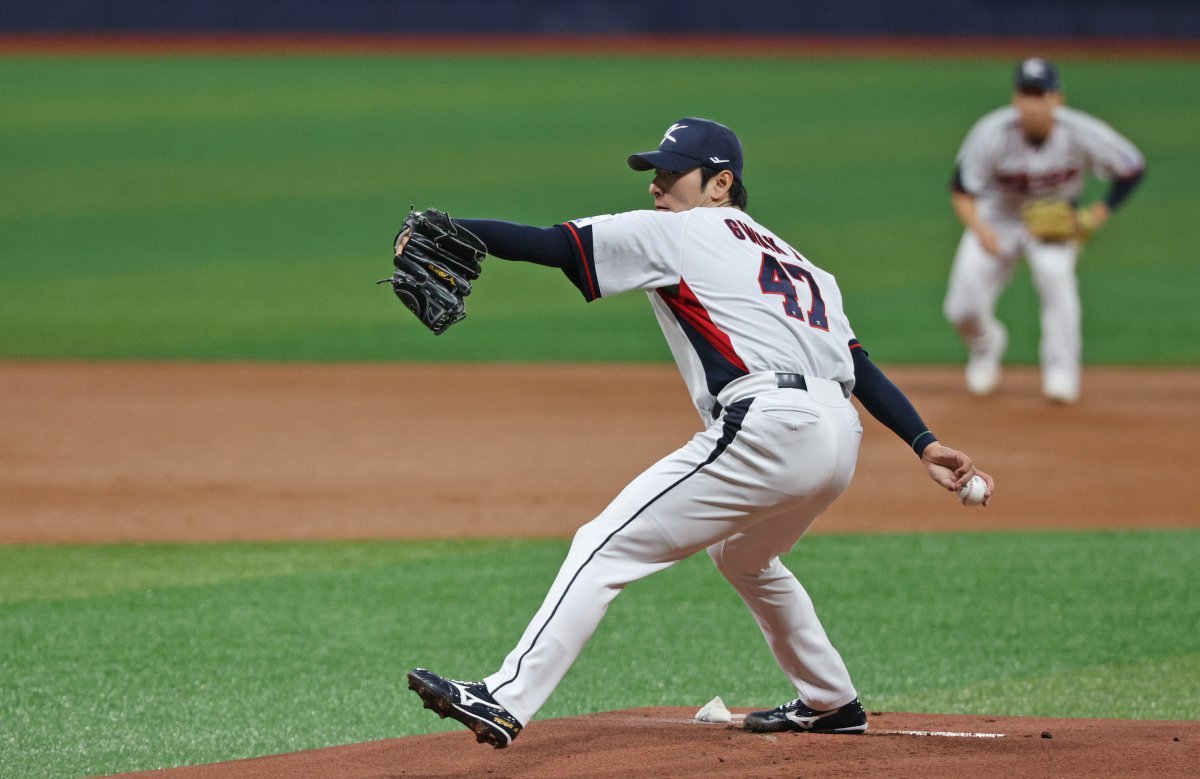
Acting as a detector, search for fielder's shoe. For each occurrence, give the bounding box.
[407,668,523,749]
[743,696,868,734]
[964,323,1007,396]
[965,357,1001,396]
[1042,374,1079,405]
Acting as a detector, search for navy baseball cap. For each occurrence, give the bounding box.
[627,117,744,182]
[1013,57,1061,93]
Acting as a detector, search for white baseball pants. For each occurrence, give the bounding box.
[943,222,1082,397]
[484,373,863,726]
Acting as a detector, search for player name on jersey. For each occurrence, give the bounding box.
[723,218,804,260]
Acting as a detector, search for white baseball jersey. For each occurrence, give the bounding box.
[562,206,858,420]
[956,105,1144,217]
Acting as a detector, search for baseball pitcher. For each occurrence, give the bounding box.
[395,117,995,748]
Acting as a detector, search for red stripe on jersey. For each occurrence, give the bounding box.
[659,279,749,374]
[561,221,598,300]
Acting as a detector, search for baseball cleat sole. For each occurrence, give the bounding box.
[407,671,510,749]
[743,718,869,734]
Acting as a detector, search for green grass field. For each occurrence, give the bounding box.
[2,52,1198,777]
[1,54,1198,363]
[1,531,1197,777]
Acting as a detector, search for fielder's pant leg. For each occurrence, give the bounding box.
[707,397,862,711]
[1027,241,1082,398]
[943,229,1015,355]
[483,392,844,726]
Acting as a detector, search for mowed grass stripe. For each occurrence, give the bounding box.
[1,56,1198,362]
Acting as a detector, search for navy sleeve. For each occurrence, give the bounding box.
[456,219,573,268]
[949,164,970,195]
[850,342,938,457]
[456,218,588,294]
[1103,169,1145,211]
[556,220,600,301]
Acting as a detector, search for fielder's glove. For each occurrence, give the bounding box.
[379,207,487,335]
[1021,199,1092,243]
[1074,207,1100,244]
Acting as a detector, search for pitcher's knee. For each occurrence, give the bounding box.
[708,543,769,583]
[708,544,745,578]
[568,519,619,560]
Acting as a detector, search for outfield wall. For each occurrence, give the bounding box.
[3,0,1199,38]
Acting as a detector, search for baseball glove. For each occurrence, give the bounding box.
[378,207,487,335]
[1021,199,1083,243]
[1074,207,1100,244]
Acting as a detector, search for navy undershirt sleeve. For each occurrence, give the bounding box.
[949,165,970,195]
[850,343,937,457]
[456,219,573,269]
[457,218,592,297]
[1103,169,1144,210]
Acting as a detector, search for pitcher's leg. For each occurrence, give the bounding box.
[482,510,675,725]
[706,405,861,710]
[485,404,768,725]
[712,545,857,709]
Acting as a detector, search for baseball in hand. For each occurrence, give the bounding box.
[957,475,987,506]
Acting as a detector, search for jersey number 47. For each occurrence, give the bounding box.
[758,253,829,331]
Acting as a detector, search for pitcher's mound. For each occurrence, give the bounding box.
[115,708,1198,778]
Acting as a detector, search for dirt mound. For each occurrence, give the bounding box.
[113,708,1199,778]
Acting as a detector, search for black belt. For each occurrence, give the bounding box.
[774,372,808,390]
[712,373,808,418]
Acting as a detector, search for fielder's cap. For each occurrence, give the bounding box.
[628,117,743,182]
[1013,57,1061,93]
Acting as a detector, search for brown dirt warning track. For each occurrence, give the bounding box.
[2,362,1197,777]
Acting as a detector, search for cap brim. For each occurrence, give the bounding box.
[627,150,702,172]
[1014,79,1058,93]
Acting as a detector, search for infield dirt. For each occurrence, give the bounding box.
[3,362,1197,777]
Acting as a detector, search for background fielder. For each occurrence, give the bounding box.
[945,57,1145,403]
[404,117,995,748]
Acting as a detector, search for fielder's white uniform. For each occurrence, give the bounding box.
[944,105,1144,400]
[484,206,863,726]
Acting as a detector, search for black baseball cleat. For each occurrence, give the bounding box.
[407,668,523,748]
[743,696,868,734]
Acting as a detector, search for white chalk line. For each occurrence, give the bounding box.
[701,714,1005,738]
[873,729,1006,738]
